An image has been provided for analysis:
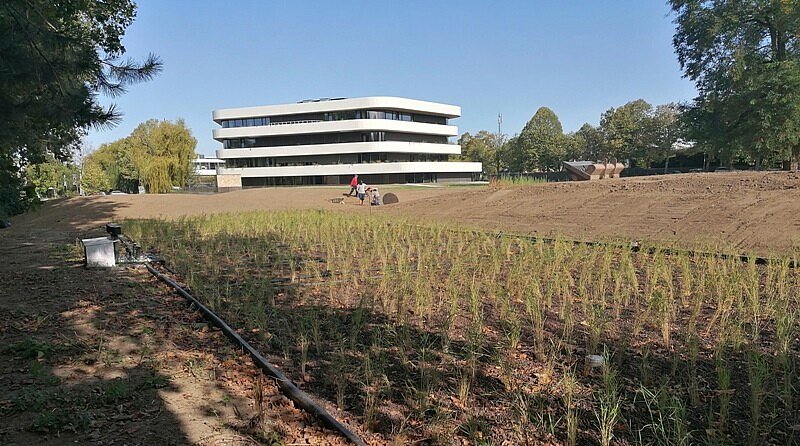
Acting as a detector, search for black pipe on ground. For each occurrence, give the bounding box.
[144,263,367,446]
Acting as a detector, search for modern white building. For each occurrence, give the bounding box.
[192,156,226,176]
[212,97,482,186]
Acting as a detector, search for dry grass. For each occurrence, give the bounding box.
[127,210,800,445]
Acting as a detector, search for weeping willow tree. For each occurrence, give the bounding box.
[140,157,172,193]
[88,119,196,193]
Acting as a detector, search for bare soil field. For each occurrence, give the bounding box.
[384,171,800,256]
[10,171,800,255]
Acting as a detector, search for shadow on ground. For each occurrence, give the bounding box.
[139,227,800,445]
[0,200,288,445]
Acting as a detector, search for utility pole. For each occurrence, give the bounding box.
[495,113,503,177]
[497,113,502,137]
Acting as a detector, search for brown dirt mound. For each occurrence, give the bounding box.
[381,171,800,255]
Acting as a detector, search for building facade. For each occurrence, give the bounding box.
[192,156,226,176]
[212,97,482,186]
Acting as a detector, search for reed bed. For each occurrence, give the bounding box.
[489,175,549,188]
[127,210,799,445]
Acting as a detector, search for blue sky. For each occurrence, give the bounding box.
[85,0,696,156]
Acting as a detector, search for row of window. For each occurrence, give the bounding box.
[225,153,449,168]
[222,131,449,149]
[241,173,454,187]
[219,109,448,129]
[222,117,270,128]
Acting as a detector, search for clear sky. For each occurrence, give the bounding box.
[85,0,697,156]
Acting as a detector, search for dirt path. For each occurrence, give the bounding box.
[0,216,355,444]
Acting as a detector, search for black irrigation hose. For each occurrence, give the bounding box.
[144,263,368,446]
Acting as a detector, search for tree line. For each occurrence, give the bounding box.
[458,100,683,175]
[82,119,197,194]
[0,0,161,218]
[1,0,797,218]
[671,0,800,170]
[461,2,799,176]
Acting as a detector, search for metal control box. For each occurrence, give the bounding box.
[82,237,118,267]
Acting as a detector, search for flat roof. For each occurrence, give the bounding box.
[212,96,461,122]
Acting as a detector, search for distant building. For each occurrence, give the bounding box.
[192,156,225,176]
[211,97,482,186]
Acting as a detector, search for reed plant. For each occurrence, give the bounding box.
[124,209,800,444]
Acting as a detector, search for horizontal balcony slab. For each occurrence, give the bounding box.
[213,97,460,121]
[213,119,458,139]
[219,161,483,178]
[216,142,462,159]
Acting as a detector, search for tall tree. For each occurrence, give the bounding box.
[600,99,654,166]
[0,0,161,216]
[128,119,197,193]
[513,107,566,171]
[647,103,684,166]
[671,0,800,168]
[25,156,77,197]
[89,119,196,193]
[458,131,503,175]
[573,123,607,160]
[81,156,113,194]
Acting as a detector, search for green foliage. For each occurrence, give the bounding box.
[573,123,606,160]
[81,156,113,194]
[600,99,654,166]
[0,156,35,219]
[458,131,503,175]
[671,0,800,168]
[130,119,197,193]
[0,0,161,215]
[599,100,684,168]
[477,101,683,173]
[507,107,566,172]
[88,119,196,193]
[25,157,77,197]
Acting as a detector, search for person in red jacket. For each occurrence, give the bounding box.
[347,174,359,196]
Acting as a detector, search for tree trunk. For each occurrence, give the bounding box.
[785,146,800,171]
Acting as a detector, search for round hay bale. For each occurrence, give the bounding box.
[382,192,399,205]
